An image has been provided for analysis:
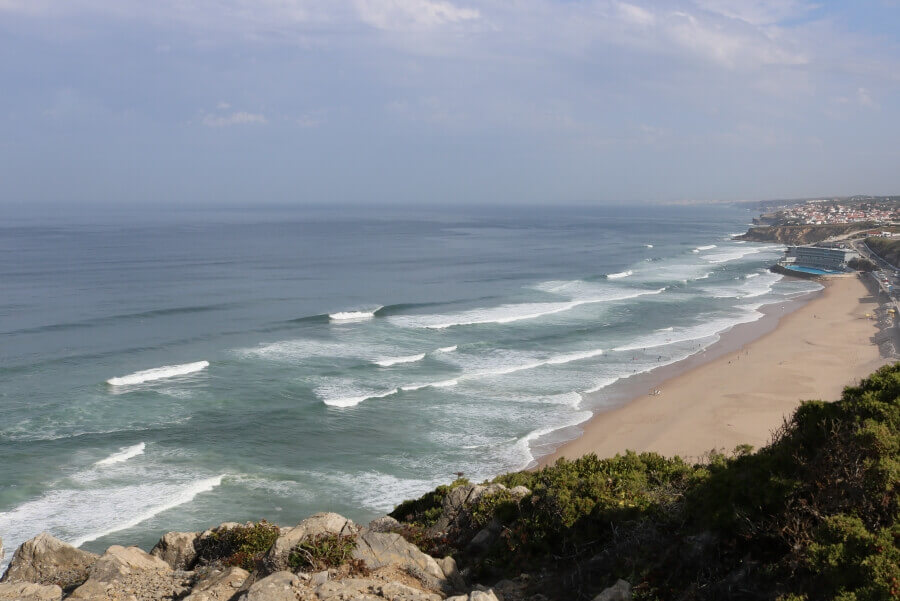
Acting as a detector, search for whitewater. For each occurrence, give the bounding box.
[0,203,822,568]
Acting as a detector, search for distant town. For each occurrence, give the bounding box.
[754,195,900,228]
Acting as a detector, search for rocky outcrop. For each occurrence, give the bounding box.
[314,577,442,601]
[0,509,531,601]
[238,571,300,601]
[427,483,525,538]
[368,516,402,533]
[352,531,448,591]
[0,533,98,589]
[592,579,632,601]
[264,513,359,573]
[0,582,63,601]
[67,545,189,601]
[183,566,249,601]
[150,531,200,570]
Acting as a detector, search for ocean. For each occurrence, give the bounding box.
[0,203,821,566]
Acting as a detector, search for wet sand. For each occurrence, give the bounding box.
[539,275,890,464]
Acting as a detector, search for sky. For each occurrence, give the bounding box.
[1,0,898,206]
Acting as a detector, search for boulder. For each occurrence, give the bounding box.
[352,531,446,586]
[264,513,358,573]
[0,533,98,589]
[436,556,466,591]
[315,577,441,601]
[151,531,200,570]
[67,545,188,601]
[466,519,501,555]
[470,591,502,601]
[509,486,531,499]
[427,484,511,536]
[239,571,301,601]
[183,566,249,601]
[368,515,402,533]
[0,535,3,564]
[0,582,63,601]
[593,579,632,601]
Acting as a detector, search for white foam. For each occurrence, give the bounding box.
[607,270,633,279]
[584,376,621,394]
[321,388,399,408]
[436,345,457,353]
[329,308,381,321]
[106,361,209,386]
[693,244,718,253]
[644,244,654,248]
[374,353,426,367]
[613,308,765,352]
[400,379,459,391]
[95,443,145,467]
[0,474,224,570]
[390,282,665,330]
[514,410,593,469]
[703,245,782,264]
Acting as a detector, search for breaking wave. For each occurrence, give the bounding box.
[106,361,209,386]
[95,443,145,467]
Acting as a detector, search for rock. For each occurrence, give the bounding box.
[0,533,98,589]
[436,556,466,591]
[368,516,402,533]
[470,590,502,601]
[239,571,301,601]
[309,570,329,586]
[316,577,441,601]
[183,565,249,601]
[509,486,531,499]
[151,531,200,570]
[0,582,63,601]
[352,531,446,587]
[466,521,501,555]
[67,546,184,601]
[427,483,510,536]
[264,513,357,573]
[593,579,632,601]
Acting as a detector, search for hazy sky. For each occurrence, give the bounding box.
[1,0,898,205]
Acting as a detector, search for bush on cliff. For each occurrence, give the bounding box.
[194,521,279,571]
[391,363,900,600]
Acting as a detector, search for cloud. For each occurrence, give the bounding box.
[202,111,267,127]
[354,0,479,30]
[857,87,878,109]
[692,0,819,25]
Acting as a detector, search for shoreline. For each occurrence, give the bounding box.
[538,274,891,465]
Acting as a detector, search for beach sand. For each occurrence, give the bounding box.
[539,274,891,465]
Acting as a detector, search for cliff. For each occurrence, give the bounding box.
[736,222,874,245]
[2,363,899,601]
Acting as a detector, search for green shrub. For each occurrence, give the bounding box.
[388,477,469,527]
[390,362,900,601]
[194,521,279,571]
[287,533,358,571]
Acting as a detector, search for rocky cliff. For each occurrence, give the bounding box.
[736,222,874,245]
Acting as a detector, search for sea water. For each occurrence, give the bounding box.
[0,204,821,567]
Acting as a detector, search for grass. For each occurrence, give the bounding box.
[287,533,359,572]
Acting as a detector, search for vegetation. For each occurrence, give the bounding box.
[287,533,359,572]
[194,521,279,571]
[391,363,900,600]
[866,237,900,269]
[850,256,878,272]
[388,477,469,527]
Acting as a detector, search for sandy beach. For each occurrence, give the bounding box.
[540,274,891,464]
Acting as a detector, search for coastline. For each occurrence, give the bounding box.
[538,274,891,465]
